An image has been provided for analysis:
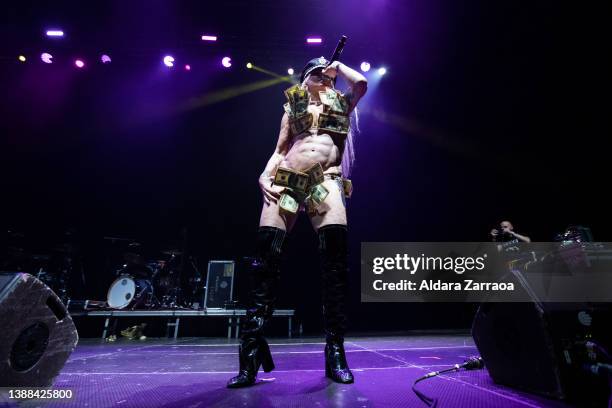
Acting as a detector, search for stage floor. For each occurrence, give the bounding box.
[2,334,572,408]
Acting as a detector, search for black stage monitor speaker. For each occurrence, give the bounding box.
[472,301,611,405]
[0,272,79,387]
[204,260,235,309]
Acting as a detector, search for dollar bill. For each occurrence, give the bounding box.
[279,193,299,214]
[284,85,309,115]
[319,89,333,107]
[274,167,309,193]
[309,183,329,205]
[293,90,309,115]
[274,167,292,186]
[333,93,346,113]
[294,99,308,116]
[318,112,350,135]
[319,89,345,113]
[305,199,317,215]
[342,179,353,198]
[338,93,349,113]
[306,162,324,185]
[290,113,313,135]
[295,87,307,101]
[283,102,293,117]
[294,173,309,193]
[284,85,298,105]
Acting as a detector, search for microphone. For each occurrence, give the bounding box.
[461,356,485,370]
[413,355,484,407]
[328,35,347,65]
[422,356,484,378]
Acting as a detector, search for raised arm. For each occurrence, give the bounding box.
[258,113,291,204]
[323,61,368,112]
[509,231,531,243]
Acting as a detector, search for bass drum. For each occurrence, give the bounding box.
[107,274,153,309]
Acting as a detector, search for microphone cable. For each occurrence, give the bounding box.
[412,356,485,407]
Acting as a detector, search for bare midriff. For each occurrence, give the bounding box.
[280,104,345,175]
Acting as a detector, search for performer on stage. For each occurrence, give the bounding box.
[227,57,367,388]
[490,220,531,243]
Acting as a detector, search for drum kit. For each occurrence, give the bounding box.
[105,240,193,310]
[1,230,203,311]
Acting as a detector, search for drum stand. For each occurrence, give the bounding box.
[133,287,161,310]
[160,287,182,309]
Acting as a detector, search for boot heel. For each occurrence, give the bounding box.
[259,339,275,372]
[324,338,354,383]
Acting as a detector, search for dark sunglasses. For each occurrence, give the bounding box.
[309,70,333,82]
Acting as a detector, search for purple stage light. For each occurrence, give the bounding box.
[101,54,111,64]
[46,30,64,37]
[201,35,217,41]
[306,37,322,44]
[185,64,191,71]
[75,59,85,68]
[377,67,387,76]
[360,62,371,72]
[287,68,294,75]
[163,55,175,67]
[221,57,232,68]
[41,53,53,64]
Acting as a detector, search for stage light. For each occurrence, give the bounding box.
[163,55,175,67]
[241,64,293,83]
[360,62,371,72]
[377,67,387,76]
[41,53,53,64]
[287,68,295,75]
[185,64,191,71]
[101,54,111,64]
[18,55,26,62]
[75,59,85,68]
[201,35,217,41]
[306,37,322,44]
[46,30,64,37]
[221,57,232,68]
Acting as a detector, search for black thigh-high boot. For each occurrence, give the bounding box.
[227,226,287,388]
[318,224,354,384]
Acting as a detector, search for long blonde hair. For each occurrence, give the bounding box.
[342,108,358,177]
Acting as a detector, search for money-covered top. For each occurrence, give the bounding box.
[283,85,351,136]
